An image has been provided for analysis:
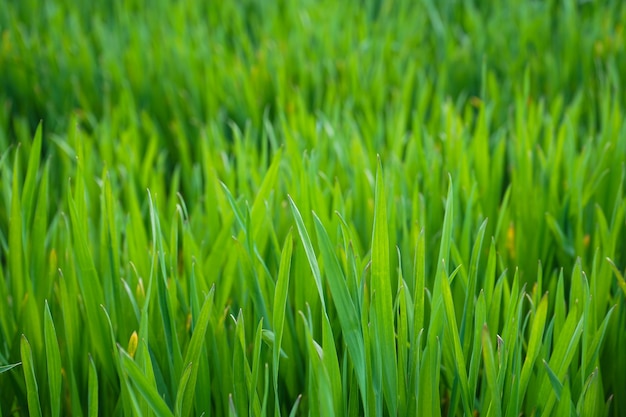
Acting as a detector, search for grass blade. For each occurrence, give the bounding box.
[43,300,62,417]
[370,159,397,416]
[312,213,367,404]
[20,335,42,417]
[178,287,215,417]
[119,345,175,417]
[288,196,326,310]
[0,363,21,374]
[272,232,293,416]
[88,355,99,417]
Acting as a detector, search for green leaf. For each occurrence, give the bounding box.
[542,360,562,400]
[177,288,215,417]
[312,213,367,404]
[519,294,548,399]
[10,149,25,312]
[413,229,426,337]
[21,335,42,417]
[288,196,326,310]
[119,346,175,417]
[44,300,62,417]
[88,355,99,417]
[175,363,193,417]
[482,325,502,417]
[440,262,472,416]
[272,232,293,416]
[370,158,398,417]
[21,122,43,226]
[0,362,21,374]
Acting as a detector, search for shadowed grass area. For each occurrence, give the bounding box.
[1,0,625,415]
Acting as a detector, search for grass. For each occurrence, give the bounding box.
[1,0,626,415]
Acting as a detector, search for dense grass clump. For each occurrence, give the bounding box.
[1,0,626,415]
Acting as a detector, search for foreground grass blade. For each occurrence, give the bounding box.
[272,232,293,416]
[88,355,99,417]
[119,346,175,417]
[20,335,42,417]
[1,2,626,415]
[44,301,62,417]
[177,288,215,417]
[288,196,326,310]
[519,294,548,401]
[313,213,367,404]
[441,263,472,416]
[371,159,397,416]
[482,325,502,417]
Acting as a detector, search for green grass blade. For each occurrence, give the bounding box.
[482,325,502,417]
[88,355,99,417]
[272,232,293,416]
[441,263,472,416]
[21,122,42,226]
[312,213,367,403]
[178,288,215,417]
[288,195,326,308]
[519,294,548,399]
[175,363,193,417]
[371,159,397,416]
[0,363,21,374]
[542,360,562,401]
[10,150,25,314]
[119,346,175,417]
[43,300,62,417]
[20,335,42,417]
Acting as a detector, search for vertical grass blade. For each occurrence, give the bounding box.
[10,150,25,315]
[20,335,42,417]
[43,301,62,417]
[482,325,502,417]
[371,159,397,416]
[288,196,326,310]
[312,213,367,405]
[178,288,215,417]
[272,232,293,417]
[88,355,99,417]
[441,264,472,416]
[519,294,548,399]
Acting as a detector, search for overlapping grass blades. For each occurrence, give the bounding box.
[1,0,626,415]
